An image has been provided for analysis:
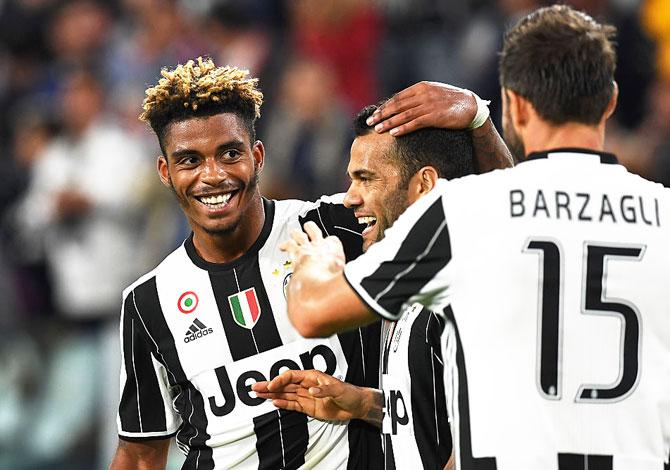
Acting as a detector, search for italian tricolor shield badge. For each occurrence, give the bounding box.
[228,288,261,329]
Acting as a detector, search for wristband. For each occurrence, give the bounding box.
[468,93,491,129]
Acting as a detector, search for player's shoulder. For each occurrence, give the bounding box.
[122,242,190,299]
[617,166,670,195]
[433,166,516,199]
[273,194,346,218]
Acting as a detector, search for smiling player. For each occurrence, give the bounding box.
[109,58,511,470]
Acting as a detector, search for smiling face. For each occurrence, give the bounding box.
[158,113,265,247]
[344,132,410,252]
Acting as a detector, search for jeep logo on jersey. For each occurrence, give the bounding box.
[178,291,198,314]
[228,288,261,329]
[208,344,337,417]
[383,389,409,435]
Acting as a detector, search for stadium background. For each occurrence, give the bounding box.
[0,0,667,468]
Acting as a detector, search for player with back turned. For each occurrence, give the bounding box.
[278,6,670,470]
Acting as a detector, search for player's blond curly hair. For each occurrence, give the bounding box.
[140,57,264,150]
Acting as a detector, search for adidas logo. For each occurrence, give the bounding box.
[184,319,214,343]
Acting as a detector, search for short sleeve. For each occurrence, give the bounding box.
[344,182,453,321]
[118,291,182,440]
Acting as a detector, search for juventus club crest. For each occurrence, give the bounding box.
[228,287,261,329]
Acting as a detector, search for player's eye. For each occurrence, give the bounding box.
[222,149,241,160]
[177,155,200,166]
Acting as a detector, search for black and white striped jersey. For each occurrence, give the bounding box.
[118,196,382,469]
[380,304,451,469]
[345,150,670,470]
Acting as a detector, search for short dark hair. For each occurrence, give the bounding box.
[353,104,474,186]
[499,5,617,125]
[140,57,263,154]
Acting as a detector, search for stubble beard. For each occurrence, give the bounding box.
[503,108,526,163]
[365,184,410,253]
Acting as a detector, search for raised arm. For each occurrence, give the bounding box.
[109,438,170,470]
[365,81,514,172]
[252,369,384,428]
[279,222,376,337]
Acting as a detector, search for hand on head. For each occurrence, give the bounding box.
[365,81,479,136]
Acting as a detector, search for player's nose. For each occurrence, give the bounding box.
[200,156,226,184]
[344,184,362,208]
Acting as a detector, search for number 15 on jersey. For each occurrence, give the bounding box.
[524,238,645,403]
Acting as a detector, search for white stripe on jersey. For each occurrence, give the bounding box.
[345,151,670,469]
[118,196,376,469]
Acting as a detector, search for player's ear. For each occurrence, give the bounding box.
[408,166,438,203]
[252,140,265,173]
[157,155,171,188]
[506,89,530,131]
[603,81,618,121]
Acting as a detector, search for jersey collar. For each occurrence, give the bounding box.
[524,148,618,164]
[184,198,276,272]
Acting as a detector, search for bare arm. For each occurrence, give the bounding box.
[365,81,513,172]
[280,222,376,337]
[444,451,455,470]
[470,117,514,172]
[252,369,384,428]
[109,438,170,470]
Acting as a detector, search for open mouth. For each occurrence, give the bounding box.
[357,216,377,237]
[197,191,237,210]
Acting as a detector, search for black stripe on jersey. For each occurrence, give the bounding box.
[558,453,612,470]
[209,257,283,361]
[525,148,618,164]
[338,323,384,470]
[119,294,167,433]
[299,200,364,261]
[384,434,396,470]
[409,309,451,469]
[131,277,215,470]
[443,305,497,470]
[361,198,450,314]
[253,409,309,470]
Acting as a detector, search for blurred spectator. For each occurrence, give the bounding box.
[377,0,471,95]
[10,68,155,468]
[287,0,382,111]
[260,57,352,200]
[0,1,665,467]
[643,0,670,80]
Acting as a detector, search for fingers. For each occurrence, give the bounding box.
[266,369,300,391]
[302,221,324,242]
[271,398,304,413]
[290,229,309,245]
[251,380,271,393]
[279,239,298,257]
[265,369,318,392]
[375,108,431,136]
[367,94,422,130]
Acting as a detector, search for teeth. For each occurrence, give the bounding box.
[357,216,376,226]
[200,193,232,206]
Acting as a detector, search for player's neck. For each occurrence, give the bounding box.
[192,194,266,264]
[523,120,606,156]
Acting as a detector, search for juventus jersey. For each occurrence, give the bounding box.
[345,149,670,470]
[380,304,451,469]
[118,197,382,469]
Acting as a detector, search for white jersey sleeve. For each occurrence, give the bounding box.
[117,288,182,440]
[344,179,453,321]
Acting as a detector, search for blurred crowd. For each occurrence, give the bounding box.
[0,0,667,468]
